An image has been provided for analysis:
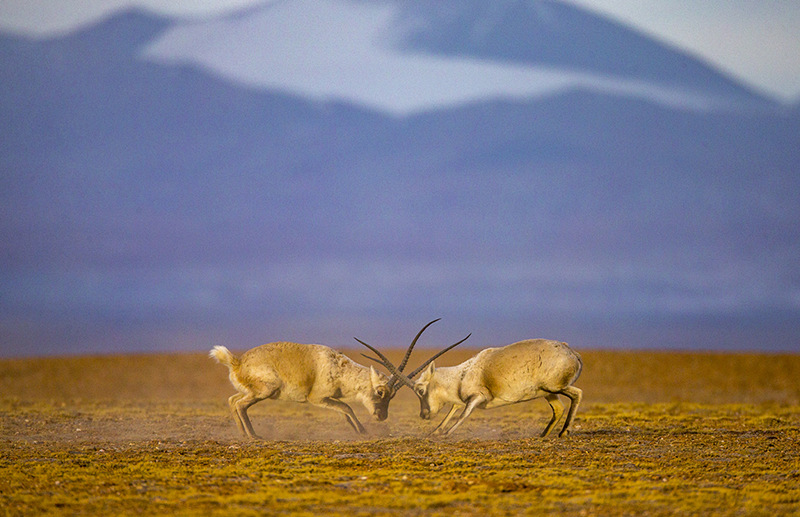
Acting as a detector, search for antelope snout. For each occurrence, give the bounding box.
[420,408,431,420]
[374,409,388,421]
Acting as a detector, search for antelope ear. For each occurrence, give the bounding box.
[369,365,383,388]
[420,362,435,382]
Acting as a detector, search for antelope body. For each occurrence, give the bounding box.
[210,342,393,438]
[210,319,459,439]
[412,339,583,437]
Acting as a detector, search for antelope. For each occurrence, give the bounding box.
[367,339,583,438]
[209,320,457,438]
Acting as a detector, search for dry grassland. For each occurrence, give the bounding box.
[2,349,799,515]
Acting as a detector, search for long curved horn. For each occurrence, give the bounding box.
[357,319,441,392]
[357,331,471,393]
[405,333,471,380]
[354,338,416,390]
[396,318,440,374]
[359,353,385,367]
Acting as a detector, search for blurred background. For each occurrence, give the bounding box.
[1,0,798,357]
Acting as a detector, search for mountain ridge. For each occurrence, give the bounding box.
[389,0,773,104]
[140,0,779,114]
[1,2,798,354]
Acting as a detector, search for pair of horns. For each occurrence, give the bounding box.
[355,319,470,394]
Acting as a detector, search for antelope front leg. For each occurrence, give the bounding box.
[315,398,367,434]
[430,404,460,435]
[443,395,486,437]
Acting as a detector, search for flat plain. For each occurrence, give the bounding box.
[2,349,799,515]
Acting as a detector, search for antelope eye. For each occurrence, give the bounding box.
[416,387,425,396]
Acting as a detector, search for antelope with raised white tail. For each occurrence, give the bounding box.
[369,339,583,438]
[209,320,454,438]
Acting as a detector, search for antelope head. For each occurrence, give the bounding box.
[356,319,441,420]
[356,320,470,418]
[364,365,392,421]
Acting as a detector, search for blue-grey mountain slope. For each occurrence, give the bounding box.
[390,0,772,103]
[0,3,798,355]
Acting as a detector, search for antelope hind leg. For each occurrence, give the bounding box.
[541,394,564,438]
[231,392,265,440]
[558,386,583,437]
[227,393,247,436]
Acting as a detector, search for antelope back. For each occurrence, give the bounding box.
[238,342,335,387]
[471,340,582,396]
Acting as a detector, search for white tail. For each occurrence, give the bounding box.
[209,345,238,369]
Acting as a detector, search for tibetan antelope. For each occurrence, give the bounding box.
[209,320,452,438]
[368,339,583,438]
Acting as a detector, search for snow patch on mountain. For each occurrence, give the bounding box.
[141,0,752,115]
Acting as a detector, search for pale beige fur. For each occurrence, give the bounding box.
[413,339,583,437]
[210,342,392,438]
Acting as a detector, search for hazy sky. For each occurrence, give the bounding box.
[1,0,799,102]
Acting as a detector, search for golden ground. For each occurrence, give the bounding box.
[2,349,799,515]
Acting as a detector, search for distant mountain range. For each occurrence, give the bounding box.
[141,0,780,113]
[1,0,798,356]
